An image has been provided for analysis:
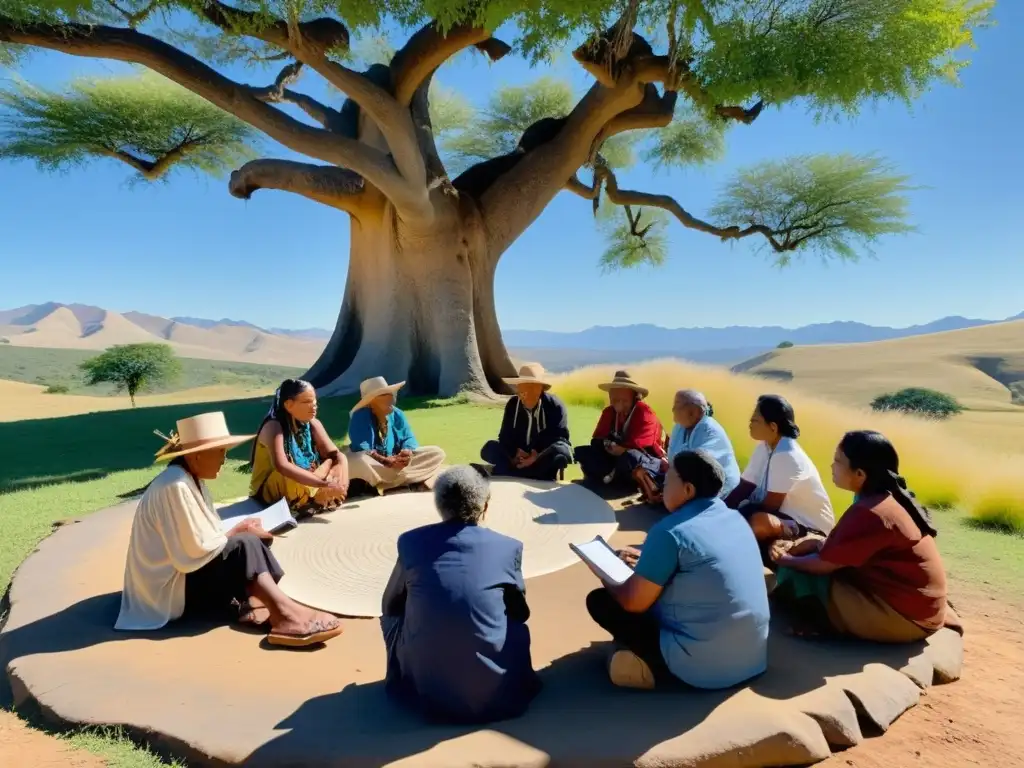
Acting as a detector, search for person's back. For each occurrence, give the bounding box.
[395,521,537,722]
[648,497,770,688]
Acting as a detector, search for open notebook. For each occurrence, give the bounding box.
[570,535,634,586]
[218,497,297,535]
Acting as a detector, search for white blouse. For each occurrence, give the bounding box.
[115,464,228,631]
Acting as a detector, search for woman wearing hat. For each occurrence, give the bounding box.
[115,412,344,648]
[346,377,446,493]
[479,363,573,481]
[574,370,667,498]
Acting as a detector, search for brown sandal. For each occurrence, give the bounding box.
[267,618,344,648]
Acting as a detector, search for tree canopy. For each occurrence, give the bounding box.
[0,0,991,265]
[80,343,182,406]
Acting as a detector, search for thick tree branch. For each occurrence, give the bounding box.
[566,164,790,251]
[0,17,432,219]
[248,60,345,132]
[199,1,427,189]
[229,159,371,216]
[390,21,510,106]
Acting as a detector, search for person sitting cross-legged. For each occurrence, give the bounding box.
[249,378,349,517]
[380,465,542,723]
[116,412,343,648]
[725,394,835,553]
[346,376,446,495]
[480,363,572,481]
[584,449,770,690]
[574,370,667,499]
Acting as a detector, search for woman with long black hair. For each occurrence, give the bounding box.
[249,379,349,515]
[770,430,962,642]
[725,394,835,545]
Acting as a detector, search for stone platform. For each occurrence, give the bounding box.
[0,500,963,768]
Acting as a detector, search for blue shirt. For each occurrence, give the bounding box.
[667,416,741,498]
[633,497,770,689]
[348,406,420,456]
[382,522,539,723]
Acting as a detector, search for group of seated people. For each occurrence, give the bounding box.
[114,363,963,724]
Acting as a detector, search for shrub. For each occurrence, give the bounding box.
[44,383,70,394]
[79,343,181,406]
[553,359,1020,527]
[871,387,963,419]
[776,340,794,348]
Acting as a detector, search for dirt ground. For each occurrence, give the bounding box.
[2,587,1021,768]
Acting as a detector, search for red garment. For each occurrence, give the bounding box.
[592,401,665,457]
[819,493,948,630]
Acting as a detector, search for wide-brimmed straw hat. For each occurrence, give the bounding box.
[597,370,649,399]
[502,363,552,391]
[351,376,406,414]
[153,412,254,462]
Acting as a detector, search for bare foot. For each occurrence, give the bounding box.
[238,597,270,627]
[268,611,343,647]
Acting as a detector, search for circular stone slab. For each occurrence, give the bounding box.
[272,479,619,617]
[0,501,964,768]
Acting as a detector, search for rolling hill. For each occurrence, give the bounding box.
[0,303,323,368]
[732,318,1024,410]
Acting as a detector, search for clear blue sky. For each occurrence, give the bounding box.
[2,4,1022,333]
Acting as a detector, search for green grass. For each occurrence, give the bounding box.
[0,346,303,396]
[1,394,1022,766]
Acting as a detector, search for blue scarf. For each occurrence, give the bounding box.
[287,421,319,470]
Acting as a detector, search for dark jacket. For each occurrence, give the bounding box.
[381,521,539,724]
[497,392,571,456]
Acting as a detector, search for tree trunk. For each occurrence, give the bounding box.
[304,193,517,398]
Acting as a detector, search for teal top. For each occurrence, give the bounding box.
[349,407,420,456]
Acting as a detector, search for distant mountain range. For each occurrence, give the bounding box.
[1,302,1021,372]
[0,303,323,368]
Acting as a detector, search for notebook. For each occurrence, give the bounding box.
[218,497,297,535]
[570,535,634,586]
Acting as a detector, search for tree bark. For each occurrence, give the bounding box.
[304,192,516,398]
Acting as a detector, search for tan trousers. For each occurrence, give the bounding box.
[827,579,931,643]
[345,446,446,493]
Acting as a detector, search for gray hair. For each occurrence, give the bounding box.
[434,465,491,524]
[675,389,708,409]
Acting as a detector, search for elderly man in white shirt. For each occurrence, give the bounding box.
[115,411,343,648]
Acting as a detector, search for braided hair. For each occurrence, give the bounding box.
[250,378,314,467]
[839,430,937,537]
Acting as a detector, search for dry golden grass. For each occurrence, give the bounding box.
[740,319,1024,411]
[0,379,274,422]
[552,360,1023,532]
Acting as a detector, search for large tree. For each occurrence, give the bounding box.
[0,0,991,396]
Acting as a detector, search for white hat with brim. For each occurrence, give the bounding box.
[597,370,649,399]
[154,411,254,462]
[501,362,552,391]
[351,376,406,415]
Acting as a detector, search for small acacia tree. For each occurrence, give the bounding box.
[871,387,964,419]
[0,0,992,397]
[80,343,182,406]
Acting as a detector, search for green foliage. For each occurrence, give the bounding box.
[776,340,794,349]
[598,207,670,271]
[710,153,916,263]
[43,383,70,394]
[871,387,965,419]
[428,82,475,137]
[0,70,259,179]
[643,109,726,169]
[441,75,575,173]
[79,343,183,406]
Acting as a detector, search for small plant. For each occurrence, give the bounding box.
[44,383,70,394]
[79,343,181,406]
[776,340,794,349]
[871,387,963,419]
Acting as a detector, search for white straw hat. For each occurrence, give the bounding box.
[154,412,254,462]
[350,376,406,415]
[501,363,552,390]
